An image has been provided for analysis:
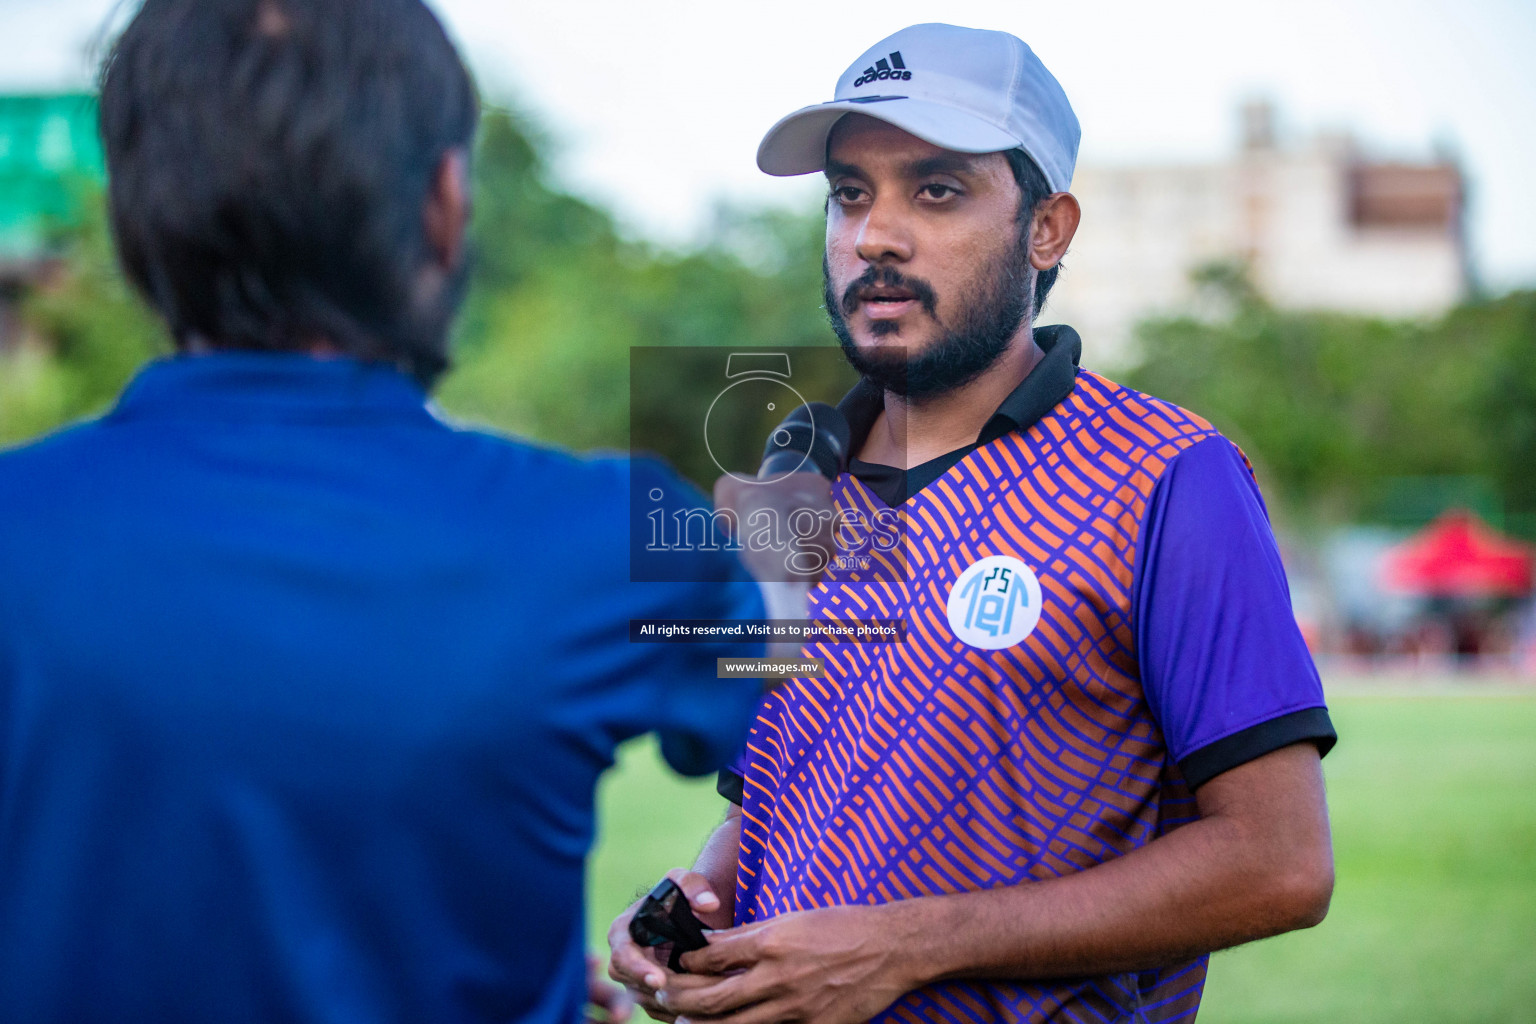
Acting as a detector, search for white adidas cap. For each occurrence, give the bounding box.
[757,23,1080,194]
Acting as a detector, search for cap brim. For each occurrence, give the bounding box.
[757,98,1021,176]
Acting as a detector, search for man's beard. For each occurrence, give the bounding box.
[823,224,1033,401]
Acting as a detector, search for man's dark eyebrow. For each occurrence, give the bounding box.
[824,159,863,180]
[824,153,984,181]
[906,153,983,177]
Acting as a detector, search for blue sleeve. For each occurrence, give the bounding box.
[716,737,754,804]
[625,457,766,777]
[651,573,764,778]
[1133,436,1336,789]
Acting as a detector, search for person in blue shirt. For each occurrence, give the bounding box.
[0,0,764,1021]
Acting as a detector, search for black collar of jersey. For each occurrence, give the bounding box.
[839,324,1082,506]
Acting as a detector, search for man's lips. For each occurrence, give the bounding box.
[861,298,919,320]
[857,288,920,320]
[836,267,937,322]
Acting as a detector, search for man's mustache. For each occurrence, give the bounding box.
[840,265,939,318]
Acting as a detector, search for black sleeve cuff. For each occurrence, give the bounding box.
[716,767,744,805]
[1178,707,1337,790]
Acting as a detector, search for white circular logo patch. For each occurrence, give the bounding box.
[946,555,1043,650]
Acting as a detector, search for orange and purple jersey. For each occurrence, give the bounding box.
[722,327,1335,1023]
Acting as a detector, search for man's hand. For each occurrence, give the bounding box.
[657,905,915,1024]
[607,869,734,1022]
[715,473,835,659]
[714,473,835,586]
[586,953,634,1023]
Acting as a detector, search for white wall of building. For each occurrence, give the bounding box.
[1046,111,1466,369]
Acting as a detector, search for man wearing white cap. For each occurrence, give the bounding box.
[609,23,1336,1024]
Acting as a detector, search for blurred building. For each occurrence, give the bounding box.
[0,93,103,352]
[1049,101,1468,366]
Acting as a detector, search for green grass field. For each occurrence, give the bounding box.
[586,691,1536,1022]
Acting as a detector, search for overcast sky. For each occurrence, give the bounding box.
[4,0,1534,291]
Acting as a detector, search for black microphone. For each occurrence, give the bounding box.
[759,402,850,481]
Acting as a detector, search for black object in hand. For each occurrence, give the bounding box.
[759,401,851,481]
[628,878,710,972]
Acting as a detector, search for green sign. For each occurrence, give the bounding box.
[0,93,104,262]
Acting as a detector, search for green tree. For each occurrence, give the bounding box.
[1125,263,1536,530]
[437,122,836,458]
[1,185,168,446]
[1461,291,1536,516]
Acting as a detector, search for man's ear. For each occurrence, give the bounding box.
[1029,192,1081,272]
[423,148,470,270]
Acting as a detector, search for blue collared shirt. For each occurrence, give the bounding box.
[0,352,763,1023]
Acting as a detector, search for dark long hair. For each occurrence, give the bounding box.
[98,0,479,386]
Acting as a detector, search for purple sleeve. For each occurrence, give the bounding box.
[1133,436,1335,789]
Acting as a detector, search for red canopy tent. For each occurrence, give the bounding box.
[1381,509,1536,597]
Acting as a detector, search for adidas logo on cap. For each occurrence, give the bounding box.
[852,51,911,87]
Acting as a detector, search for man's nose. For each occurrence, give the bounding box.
[854,194,913,264]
